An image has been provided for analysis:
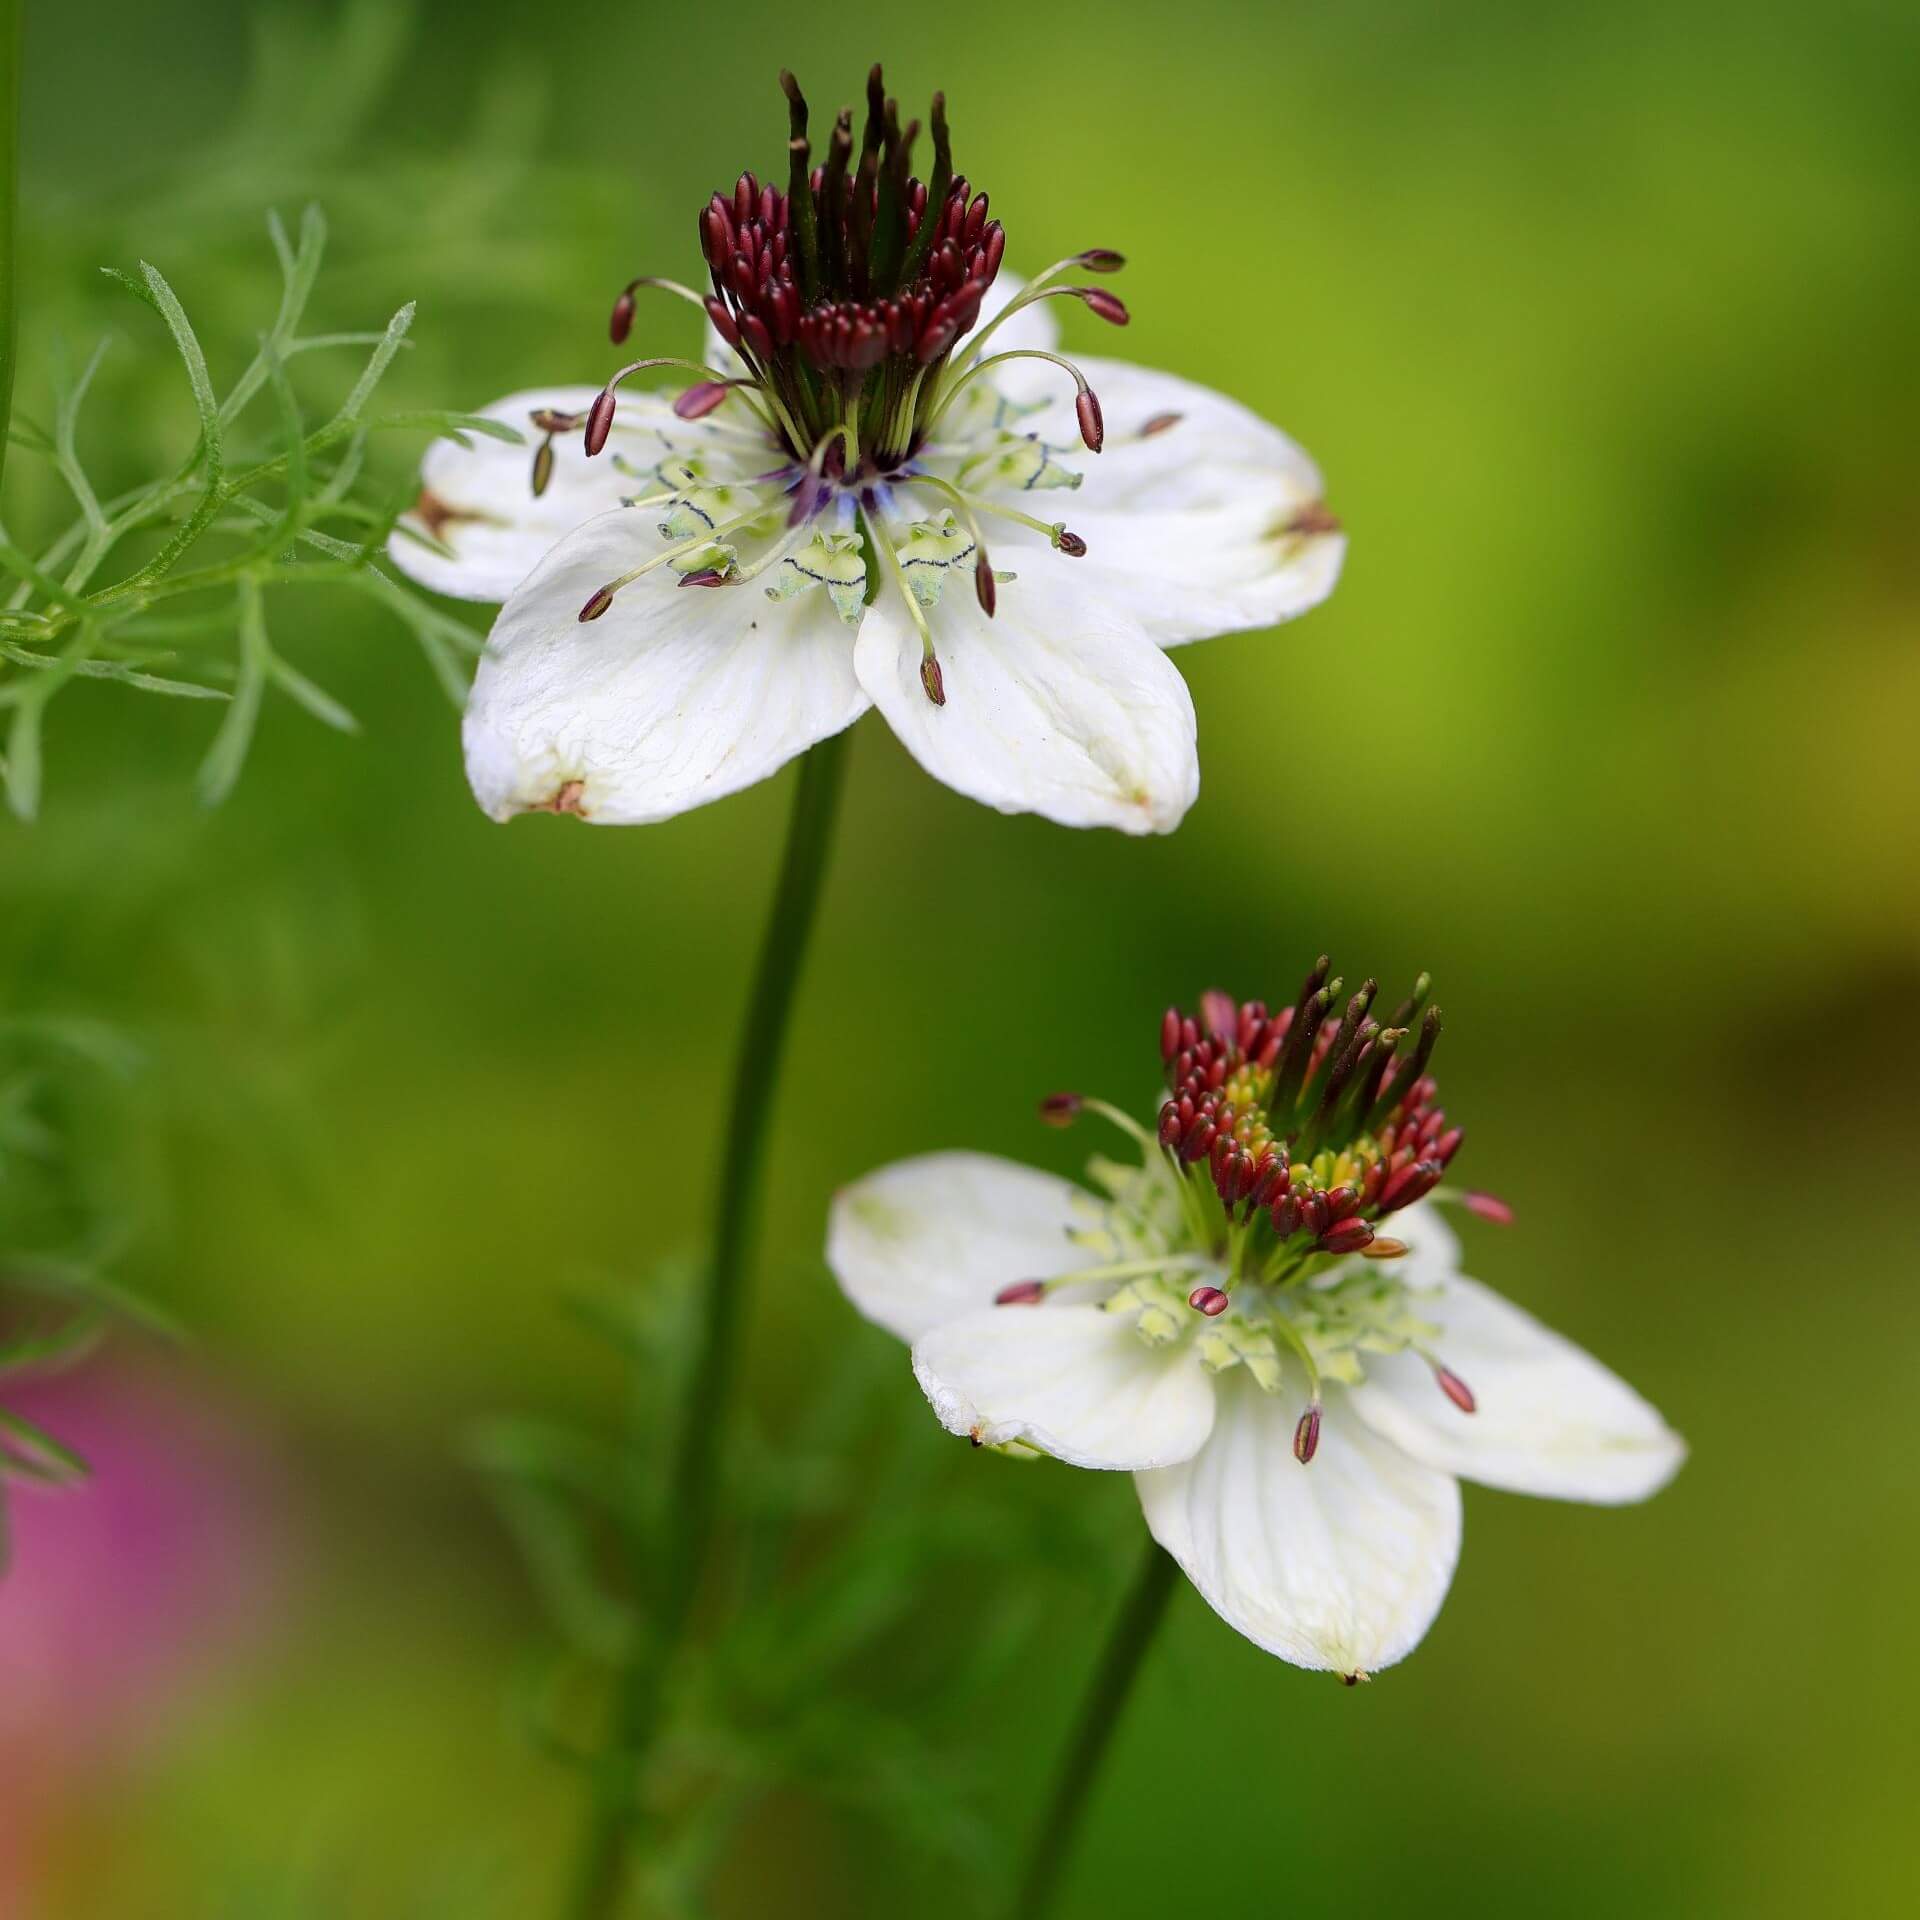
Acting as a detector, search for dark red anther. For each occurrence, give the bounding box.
[1076,388,1104,453]
[1079,248,1126,273]
[995,1280,1047,1306]
[1272,1193,1301,1237]
[1160,1007,1182,1063]
[673,381,732,420]
[741,313,775,361]
[1141,411,1182,437]
[1378,1158,1443,1213]
[1461,1191,1514,1226]
[1080,289,1130,326]
[705,299,741,349]
[974,551,997,617]
[1057,529,1087,557]
[609,289,636,345]
[734,171,755,224]
[963,191,989,246]
[1188,1286,1230,1318]
[984,222,1007,277]
[1200,990,1237,1041]
[1157,1099,1182,1147]
[578,585,613,623]
[1038,1092,1082,1127]
[583,387,617,457]
[1318,1219,1375,1255]
[1180,1118,1215,1164]
[1435,1366,1477,1414]
[528,407,581,433]
[920,653,946,707]
[702,201,732,267]
[678,569,728,588]
[530,437,555,499]
[1293,1401,1322,1464]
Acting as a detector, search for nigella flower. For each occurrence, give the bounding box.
[827,963,1684,1678]
[388,68,1343,833]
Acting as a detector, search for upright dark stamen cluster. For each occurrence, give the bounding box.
[1155,959,1461,1262]
[697,67,998,462]
[590,65,1127,477]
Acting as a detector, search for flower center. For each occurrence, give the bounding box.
[1030,960,1505,1462]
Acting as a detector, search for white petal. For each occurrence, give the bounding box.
[1348,1273,1686,1504]
[463,509,867,824]
[1137,1378,1462,1675]
[970,357,1344,647]
[388,388,778,604]
[913,1307,1216,1470]
[826,1151,1099,1344]
[854,561,1199,834]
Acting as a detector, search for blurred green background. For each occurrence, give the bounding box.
[5,0,1917,1913]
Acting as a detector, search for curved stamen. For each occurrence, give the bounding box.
[585,357,781,453]
[575,501,780,621]
[608,276,710,344]
[898,473,1085,554]
[995,1253,1218,1305]
[952,251,1128,370]
[861,501,946,704]
[924,349,1104,451]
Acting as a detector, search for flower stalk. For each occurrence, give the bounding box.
[564,727,852,1920]
[1,0,21,505]
[1011,1541,1179,1920]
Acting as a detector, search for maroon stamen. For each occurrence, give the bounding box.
[995,1280,1047,1306]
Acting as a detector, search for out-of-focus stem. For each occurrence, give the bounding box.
[562,727,853,1920]
[1010,1542,1179,1920]
[0,0,22,505]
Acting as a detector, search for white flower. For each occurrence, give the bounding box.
[825,974,1684,1679]
[386,70,1343,834]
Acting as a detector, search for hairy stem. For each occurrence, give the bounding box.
[1011,1542,1179,1920]
[563,727,853,1920]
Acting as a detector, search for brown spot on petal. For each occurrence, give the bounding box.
[529,779,588,817]
[412,487,485,542]
[1280,501,1342,538]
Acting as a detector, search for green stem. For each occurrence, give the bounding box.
[1011,1542,1179,1920]
[0,0,21,506]
[563,727,853,1920]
